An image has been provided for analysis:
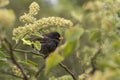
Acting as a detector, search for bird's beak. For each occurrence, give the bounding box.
[59,36,64,40]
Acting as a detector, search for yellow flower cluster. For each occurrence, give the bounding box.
[12,65,23,78]
[20,13,36,23]
[13,24,36,37]
[29,2,40,16]
[35,17,73,28]
[13,2,73,41]
[20,2,39,23]
[13,17,73,41]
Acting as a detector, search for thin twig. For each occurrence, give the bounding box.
[13,49,44,57]
[59,63,77,80]
[12,40,21,49]
[90,46,101,74]
[14,48,45,78]
[0,70,23,79]
[4,38,28,80]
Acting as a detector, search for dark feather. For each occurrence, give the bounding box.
[32,32,61,57]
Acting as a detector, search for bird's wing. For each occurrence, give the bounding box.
[30,37,49,49]
[40,41,57,58]
[32,37,49,43]
[40,39,57,54]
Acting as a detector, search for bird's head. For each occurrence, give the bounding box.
[44,32,63,41]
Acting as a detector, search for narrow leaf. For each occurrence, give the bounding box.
[0,50,7,58]
[45,53,64,75]
[19,60,38,67]
[22,38,32,45]
[33,41,41,51]
[62,41,77,57]
[65,27,84,41]
[90,30,101,41]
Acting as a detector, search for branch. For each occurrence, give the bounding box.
[12,40,21,49]
[59,63,77,80]
[4,38,28,80]
[13,49,44,57]
[90,46,101,74]
[14,49,45,78]
[0,70,23,79]
[89,28,103,74]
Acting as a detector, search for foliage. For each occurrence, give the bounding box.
[58,0,120,80]
[12,2,73,43]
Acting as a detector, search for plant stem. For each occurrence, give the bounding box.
[59,63,77,80]
[4,38,28,80]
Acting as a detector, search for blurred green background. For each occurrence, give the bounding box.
[0,0,120,80]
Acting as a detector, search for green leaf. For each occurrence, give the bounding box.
[62,41,77,57]
[62,27,83,57]
[65,27,84,42]
[0,48,8,67]
[19,60,38,75]
[19,60,38,67]
[0,51,7,67]
[90,30,101,41]
[26,60,38,67]
[0,59,7,68]
[45,53,64,75]
[33,41,41,51]
[0,50,7,58]
[22,38,32,45]
[114,55,120,64]
[112,41,120,49]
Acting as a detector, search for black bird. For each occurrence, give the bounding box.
[32,32,63,58]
